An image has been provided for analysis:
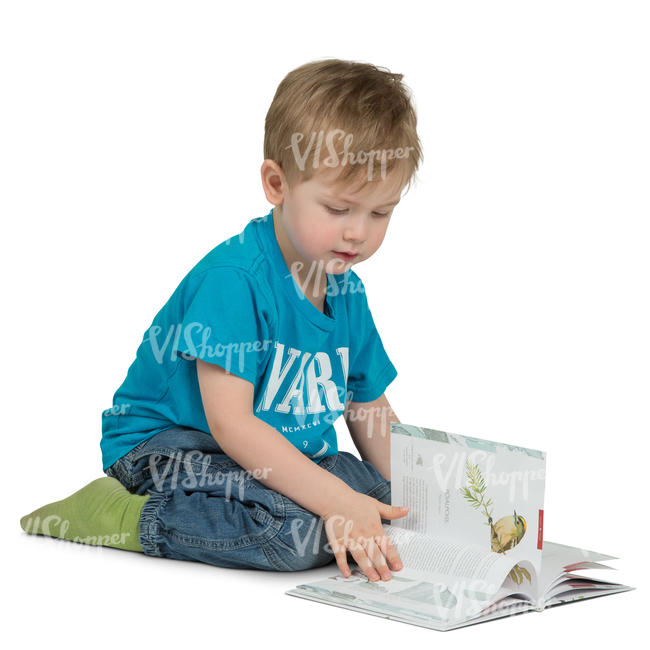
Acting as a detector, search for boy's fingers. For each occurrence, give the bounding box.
[334,549,351,578]
[377,504,409,519]
[329,536,351,577]
[377,536,403,570]
[348,544,380,582]
[365,536,392,580]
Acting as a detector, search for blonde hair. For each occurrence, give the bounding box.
[264,58,423,194]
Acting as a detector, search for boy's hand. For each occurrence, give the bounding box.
[321,492,409,581]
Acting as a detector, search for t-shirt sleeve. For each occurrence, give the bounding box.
[172,267,273,385]
[346,276,398,403]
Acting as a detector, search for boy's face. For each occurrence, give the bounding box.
[273,165,405,280]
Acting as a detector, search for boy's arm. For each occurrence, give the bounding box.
[344,393,399,482]
[195,359,356,518]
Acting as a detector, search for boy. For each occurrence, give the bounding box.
[20,58,423,583]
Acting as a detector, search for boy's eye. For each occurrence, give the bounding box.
[325,205,390,217]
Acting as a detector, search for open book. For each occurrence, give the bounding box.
[285,423,634,631]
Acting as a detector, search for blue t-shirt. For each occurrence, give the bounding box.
[100,208,397,471]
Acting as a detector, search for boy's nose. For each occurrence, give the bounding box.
[343,220,367,244]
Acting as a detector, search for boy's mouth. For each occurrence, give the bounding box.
[332,250,359,261]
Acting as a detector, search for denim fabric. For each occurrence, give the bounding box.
[105,426,392,572]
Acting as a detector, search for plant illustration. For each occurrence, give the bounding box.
[460,460,531,585]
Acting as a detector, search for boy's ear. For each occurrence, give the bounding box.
[261,159,287,205]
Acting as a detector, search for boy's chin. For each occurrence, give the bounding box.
[326,258,355,274]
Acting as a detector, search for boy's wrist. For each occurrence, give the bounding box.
[310,475,358,519]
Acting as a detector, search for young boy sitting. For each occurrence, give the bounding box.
[20,57,423,583]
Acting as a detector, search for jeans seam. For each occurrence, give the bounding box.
[138,490,170,556]
[367,480,391,501]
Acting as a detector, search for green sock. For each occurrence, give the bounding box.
[20,477,150,553]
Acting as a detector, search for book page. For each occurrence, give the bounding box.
[545,585,634,609]
[390,423,546,580]
[288,565,512,629]
[383,524,519,589]
[539,540,633,605]
[539,540,619,595]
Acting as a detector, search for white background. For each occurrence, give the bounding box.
[2,0,647,645]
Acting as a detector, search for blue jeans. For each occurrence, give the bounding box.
[104,426,392,571]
